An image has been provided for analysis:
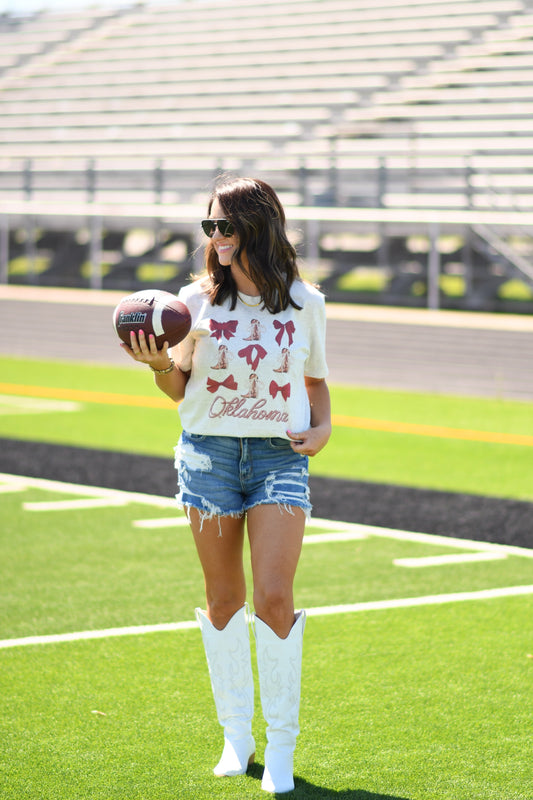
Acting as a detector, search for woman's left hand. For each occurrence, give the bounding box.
[287,377,332,456]
[287,425,330,457]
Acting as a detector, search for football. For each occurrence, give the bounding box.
[113,289,191,349]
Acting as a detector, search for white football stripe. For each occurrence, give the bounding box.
[305,584,533,617]
[152,302,164,337]
[303,531,367,544]
[0,395,81,415]
[133,517,190,528]
[1,585,532,650]
[24,497,129,511]
[394,552,508,567]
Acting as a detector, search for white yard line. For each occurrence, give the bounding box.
[307,517,365,531]
[1,585,532,651]
[348,521,533,559]
[133,517,190,528]
[0,473,177,508]
[0,483,25,494]
[303,531,367,544]
[394,552,508,568]
[0,395,81,415]
[24,498,129,511]
[0,621,199,650]
[305,585,533,617]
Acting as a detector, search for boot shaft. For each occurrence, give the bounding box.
[253,611,306,734]
[196,605,255,725]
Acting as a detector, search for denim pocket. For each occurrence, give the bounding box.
[267,436,291,450]
[185,432,206,443]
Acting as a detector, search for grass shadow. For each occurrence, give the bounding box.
[247,763,411,799]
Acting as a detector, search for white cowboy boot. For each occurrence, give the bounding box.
[195,605,255,777]
[254,610,306,793]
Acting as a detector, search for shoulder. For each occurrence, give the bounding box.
[177,277,211,307]
[290,279,326,310]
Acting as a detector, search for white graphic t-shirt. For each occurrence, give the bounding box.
[173,279,328,439]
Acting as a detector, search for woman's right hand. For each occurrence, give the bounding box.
[122,329,190,403]
[121,329,172,371]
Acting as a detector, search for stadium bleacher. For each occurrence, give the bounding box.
[0,0,532,309]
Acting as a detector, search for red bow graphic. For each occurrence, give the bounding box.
[238,344,267,371]
[209,319,238,341]
[206,374,238,394]
[269,380,291,401]
[273,320,295,346]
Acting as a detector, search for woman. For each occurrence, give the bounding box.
[122,177,331,793]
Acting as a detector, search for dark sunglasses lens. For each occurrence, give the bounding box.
[201,219,235,237]
[218,220,234,237]
[201,220,216,237]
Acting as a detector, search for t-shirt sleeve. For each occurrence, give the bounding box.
[303,293,329,379]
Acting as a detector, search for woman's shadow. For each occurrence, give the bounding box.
[247,763,411,799]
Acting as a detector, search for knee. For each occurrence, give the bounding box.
[253,587,294,638]
[206,596,245,630]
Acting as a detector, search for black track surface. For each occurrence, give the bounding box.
[3,438,531,549]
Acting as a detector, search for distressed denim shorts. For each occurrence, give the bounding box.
[174,431,311,524]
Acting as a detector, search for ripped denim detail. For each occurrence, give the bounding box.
[174,438,241,535]
[174,437,212,473]
[260,466,311,521]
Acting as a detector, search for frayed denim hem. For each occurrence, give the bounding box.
[174,495,311,536]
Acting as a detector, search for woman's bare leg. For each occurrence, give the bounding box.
[189,509,247,630]
[247,504,305,638]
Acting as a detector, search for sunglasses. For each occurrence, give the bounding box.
[201,218,235,238]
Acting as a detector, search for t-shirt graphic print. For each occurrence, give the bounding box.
[174,280,328,440]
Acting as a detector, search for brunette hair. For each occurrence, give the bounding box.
[201,176,302,313]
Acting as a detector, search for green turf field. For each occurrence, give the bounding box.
[1,475,532,799]
[1,355,533,500]
[1,354,532,799]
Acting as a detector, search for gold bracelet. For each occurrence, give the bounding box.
[150,357,175,375]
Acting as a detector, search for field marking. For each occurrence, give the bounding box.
[347,521,533,560]
[133,517,190,529]
[0,621,199,651]
[303,531,367,544]
[0,394,81,415]
[305,584,533,617]
[1,382,532,447]
[1,585,532,651]
[331,414,533,448]
[0,473,177,508]
[307,518,366,531]
[24,497,129,511]
[394,552,508,568]
[0,483,25,494]
[0,382,174,409]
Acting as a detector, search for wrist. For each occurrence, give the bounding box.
[150,357,175,375]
